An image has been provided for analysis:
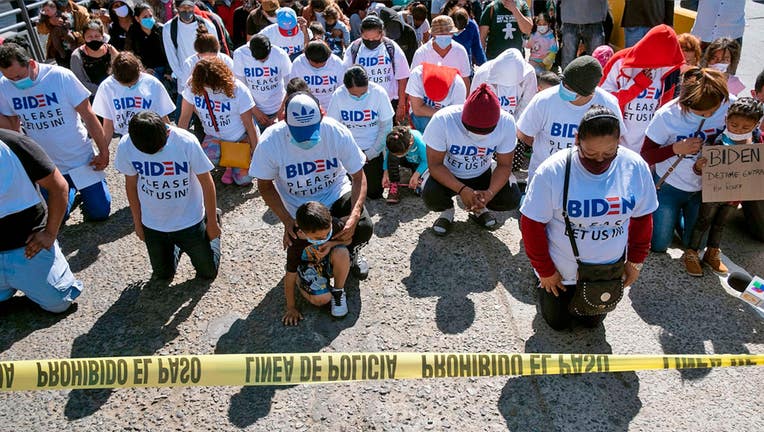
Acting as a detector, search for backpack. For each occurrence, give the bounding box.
[347,37,397,75]
[170,14,232,56]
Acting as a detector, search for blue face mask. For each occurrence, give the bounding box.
[306,227,333,245]
[290,136,321,150]
[11,76,34,90]
[140,17,156,29]
[558,84,578,102]
[349,90,369,101]
[434,35,452,49]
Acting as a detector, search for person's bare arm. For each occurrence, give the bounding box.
[258,179,298,248]
[409,95,438,117]
[178,99,195,130]
[508,1,533,35]
[124,174,144,241]
[479,25,489,52]
[75,98,108,170]
[427,146,479,210]
[0,115,21,132]
[25,168,68,259]
[197,171,221,240]
[241,110,260,151]
[334,169,367,243]
[517,130,535,147]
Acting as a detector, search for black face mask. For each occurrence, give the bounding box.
[85,40,104,51]
[178,10,195,23]
[578,151,617,174]
[362,39,381,50]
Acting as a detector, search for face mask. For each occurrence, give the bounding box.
[709,63,729,73]
[290,136,321,150]
[11,76,34,90]
[140,17,156,29]
[558,84,578,102]
[579,151,617,174]
[85,40,104,51]
[537,25,549,34]
[433,35,452,49]
[179,10,195,22]
[362,39,381,50]
[723,129,753,143]
[686,110,707,123]
[114,5,129,17]
[349,91,369,101]
[306,227,333,245]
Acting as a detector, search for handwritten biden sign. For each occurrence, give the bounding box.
[702,144,764,202]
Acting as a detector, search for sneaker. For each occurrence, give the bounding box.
[331,289,348,318]
[702,247,729,275]
[386,183,400,204]
[216,207,223,227]
[221,168,234,185]
[683,249,703,277]
[350,253,369,280]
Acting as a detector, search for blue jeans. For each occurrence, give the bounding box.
[410,113,431,132]
[561,22,605,68]
[624,26,650,48]
[651,173,701,252]
[41,174,112,221]
[143,219,221,281]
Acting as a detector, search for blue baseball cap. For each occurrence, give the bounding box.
[286,93,321,142]
[277,7,297,31]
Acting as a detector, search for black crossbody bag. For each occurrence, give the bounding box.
[562,149,625,316]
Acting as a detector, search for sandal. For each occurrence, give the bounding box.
[432,217,452,236]
[469,211,498,231]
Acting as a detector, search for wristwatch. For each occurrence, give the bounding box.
[627,261,644,271]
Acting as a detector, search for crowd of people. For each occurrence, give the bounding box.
[0,0,761,331]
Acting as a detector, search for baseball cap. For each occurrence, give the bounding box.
[277,7,298,32]
[286,93,322,142]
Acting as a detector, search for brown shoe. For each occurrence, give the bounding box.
[702,247,729,275]
[683,250,703,277]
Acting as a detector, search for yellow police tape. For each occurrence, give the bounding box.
[0,353,762,391]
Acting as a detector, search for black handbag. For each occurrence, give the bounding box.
[561,149,625,316]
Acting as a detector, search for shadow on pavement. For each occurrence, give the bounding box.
[64,278,212,419]
[59,206,133,273]
[215,176,259,216]
[402,226,520,334]
[499,314,642,431]
[0,297,78,354]
[365,195,430,238]
[215,278,361,428]
[630,251,764,380]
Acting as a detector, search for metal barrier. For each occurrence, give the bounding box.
[0,0,88,62]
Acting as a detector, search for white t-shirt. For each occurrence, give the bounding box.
[423,104,517,179]
[520,147,658,284]
[405,65,467,112]
[600,62,673,153]
[0,140,41,218]
[248,117,366,217]
[259,24,311,58]
[0,63,93,173]
[179,52,234,93]
[92,73,176,135]
[114,127,215,232]
[471,63,537,117]
[161,17,218,77]
[233,44,292,115]
[645,98,731,193]
[517,85,625,182]
[342,39,410,100]
[181,79,256,141]
[326,82,395,157]
[411,41,471,78]
[289,53,346,109]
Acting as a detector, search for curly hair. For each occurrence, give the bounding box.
[190,57,235,98]
[726,97,764,123]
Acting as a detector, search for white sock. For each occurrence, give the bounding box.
[439,207,455,222]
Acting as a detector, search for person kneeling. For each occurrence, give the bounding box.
[283,201,352,325]
[115,111,222,282]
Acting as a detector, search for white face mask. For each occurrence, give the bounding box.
[114,5,129,18]
[709,63,729,73]
[537,25,549,34]
[724,129,753,142]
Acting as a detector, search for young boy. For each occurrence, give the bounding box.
[283,201,351,325]
[536,70,561,92]
[115,111,221,282]
[382,125,429,204]
[687,97,764,276]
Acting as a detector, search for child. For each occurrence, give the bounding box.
[685,97,764,276]
[382,125,429,204]
[527,12,557,74]
[536,70,560,92]
[114,111,222,283]
[324,6,350,57]
[591,44,614,68]
[283,201,351,324]
[309,22,325,42]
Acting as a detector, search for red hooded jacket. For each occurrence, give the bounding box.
[600,24,685,113]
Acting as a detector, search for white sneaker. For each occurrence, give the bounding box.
[331,289,348,318]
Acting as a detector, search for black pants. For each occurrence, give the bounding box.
[422,168,521,212]
[689,202,736,250]
[330,191,374,256]
[364,154,385,199]
[387,157,421,183]
[539,284,606,331]
[143,220,221,281]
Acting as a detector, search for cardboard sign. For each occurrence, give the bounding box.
[701,144,764,202]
